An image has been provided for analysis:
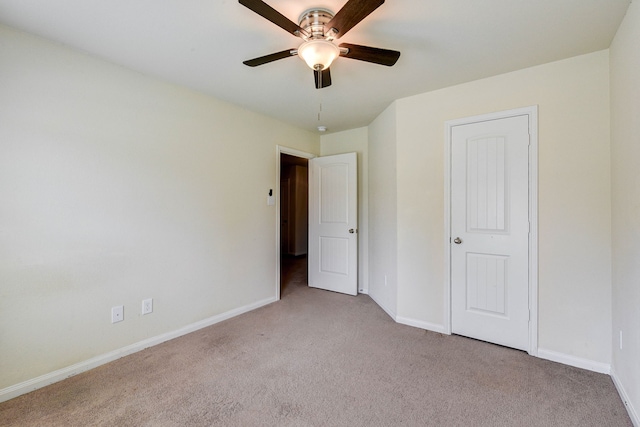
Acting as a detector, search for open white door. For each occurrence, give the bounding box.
[308,153,358,296]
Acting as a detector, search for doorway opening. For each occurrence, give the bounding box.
[280,153,309,298]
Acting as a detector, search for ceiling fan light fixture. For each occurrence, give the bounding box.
[298,39,340,71]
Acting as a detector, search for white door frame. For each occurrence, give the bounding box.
[275,145,316,301]
[443,106,539,356]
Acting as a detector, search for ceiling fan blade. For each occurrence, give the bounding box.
[325,0,385,39]
[314,68,332,89]
[239,0,306,37]
[243,49,297,67]
[339,43,400,66]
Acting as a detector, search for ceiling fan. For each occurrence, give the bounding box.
[239,0,401,89]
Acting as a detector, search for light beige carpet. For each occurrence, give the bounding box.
[0,257,632,426]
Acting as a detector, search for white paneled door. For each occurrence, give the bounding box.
[309,153,358,296]
[450,115,530,351]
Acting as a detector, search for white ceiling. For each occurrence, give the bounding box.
[0,0,630,133]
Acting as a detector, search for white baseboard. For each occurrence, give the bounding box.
[368,293,397,320]
[395,316,447,335]
[537,348,611,374]
[367,294,446,335]
[0,296,277,403]
[611,368,640,427]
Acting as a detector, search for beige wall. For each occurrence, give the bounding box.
[372,51,612,364]
[610,0,640,420]
[320,127,369,293]
[367,105,399,316]
[0,25,319,390]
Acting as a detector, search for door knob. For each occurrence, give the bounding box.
[453,237,462,244]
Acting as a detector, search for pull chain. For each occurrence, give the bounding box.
[315,91,326,132]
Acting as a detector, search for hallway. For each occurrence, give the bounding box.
[280,255,307,298]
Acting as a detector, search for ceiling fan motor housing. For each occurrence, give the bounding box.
[298,8,335,39]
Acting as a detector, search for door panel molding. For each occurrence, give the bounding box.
[444,106,538,356]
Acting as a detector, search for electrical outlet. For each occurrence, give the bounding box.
[111,305,124,323]
[142,298,153,315]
